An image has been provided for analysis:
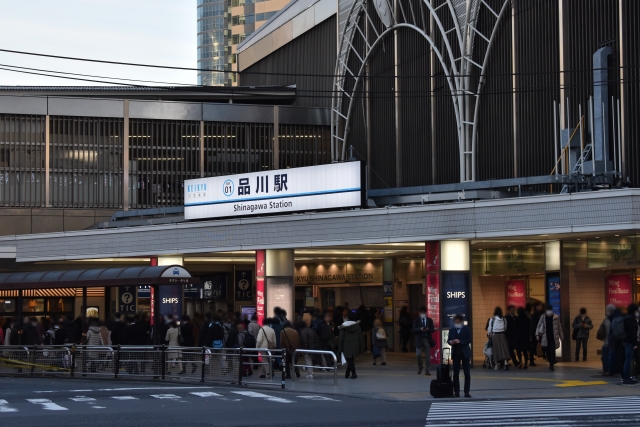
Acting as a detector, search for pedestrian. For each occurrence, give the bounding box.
[371,318,388,365]
[200,313,214,348]
[84,321,104,373]
[300,313,322,378]
[22,317,39,345]
[318,311,336,366]
[181,315,198,374]
[165,320,182,374]
[237,322,253,377]
[515,307,530,369]
[338,320,364,379]
[280,320,300,379]
[505,305,518,366]
[248,313,260,339]
[99,321,111,346]
[604,307,623,376]
[398,306,412,352]
[488,307,510,370]
[256,318,276,378]
[536,305,564,371]
[412,306,435,375]
[529,301,544,366]
[572,307,594,362]
[109,315,127,346]
[448,314,471,398]
[597,305,614,374]
[620,303,638,384]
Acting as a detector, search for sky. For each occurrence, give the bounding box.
[0,0,196,86]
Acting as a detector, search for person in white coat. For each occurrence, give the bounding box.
[165,321,183,374]
[256,319,276,378]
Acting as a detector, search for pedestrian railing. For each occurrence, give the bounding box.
[0,345,285,388]
[291,349,339,386]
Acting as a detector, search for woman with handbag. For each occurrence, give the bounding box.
[372,318,388,365]
[488,307,511,370]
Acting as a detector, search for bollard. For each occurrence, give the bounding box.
[237,348,243,385]
[281,348,286,389]
[200,347,206,383]
[114,345,120,378]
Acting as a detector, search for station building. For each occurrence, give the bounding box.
[1,0,640,362]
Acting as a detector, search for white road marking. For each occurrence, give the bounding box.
[297,395,340,402]
[150,394,182,400]
[232,391,293,403]
[92,406,106,409]
[0,399,18,413]
[70,397,96,402]
[34,386,211,394]
[111,396,139,401]
[190,392,223,397]
[27,399,68,411]
[426,396,640,426]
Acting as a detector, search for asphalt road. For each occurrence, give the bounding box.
[0,377,430,427]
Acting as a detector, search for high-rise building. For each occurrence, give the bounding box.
[197,0,231,86]
[198,0,291,86]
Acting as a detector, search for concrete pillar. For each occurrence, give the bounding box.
[265,249,294,322]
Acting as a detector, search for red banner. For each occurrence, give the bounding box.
[426,273,440,329]
[606,274,633,308]
[505,279,527,308]
[255,250,266,325]
[425,241,440,272]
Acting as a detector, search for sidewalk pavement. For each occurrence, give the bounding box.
[282,352,640,401]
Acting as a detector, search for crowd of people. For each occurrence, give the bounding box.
[5,300,639,388]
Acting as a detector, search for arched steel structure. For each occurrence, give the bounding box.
[331,0,509,182]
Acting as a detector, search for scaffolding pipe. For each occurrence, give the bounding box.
[617,99,623,175]
[603,102,607,174]
[579,104,584,174]
[611,96,617,172]
[554,101,559,176]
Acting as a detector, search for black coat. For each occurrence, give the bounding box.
[110,321,127,346]
[180,322,195,347]
[530,312,543,337]
[124,323,146,346]
[22,323,38,345]
[505,314,517,342]
[515,314,531,351]
[63,319,81,344]
[200,321,215,348]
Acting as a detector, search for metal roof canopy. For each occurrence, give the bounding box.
[0,265,198,290]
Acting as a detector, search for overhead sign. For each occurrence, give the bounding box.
[118,286,137,314]
[184,162,362,220]
[202,275,227,300]
[235,270,254,302]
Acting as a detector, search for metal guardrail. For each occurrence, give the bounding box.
[0,345,285,388]
[291,349,339,386]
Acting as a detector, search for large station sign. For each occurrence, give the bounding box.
[184,162,363,220]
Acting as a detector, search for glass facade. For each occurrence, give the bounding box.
[0,113,330,209]
[49,116,124,208]
[0,114,45,207]
[197,0,231,86]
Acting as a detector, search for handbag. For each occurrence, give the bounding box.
[572,327,579,341]
[340,353,347,365]
[177,328,185,345]
[596,323,606,341]
[372,345,381,359]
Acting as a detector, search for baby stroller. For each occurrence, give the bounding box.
[482,338,495,369]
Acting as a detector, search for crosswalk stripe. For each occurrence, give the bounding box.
[111,396,138,400]
[0,400,18,413]
[190,392,223,397]
[297,395,340,402]
[232,391,293,403]
[150,394,181,400]
[69,397,96,402]
[27,399,67,411]
[427,396,640,423]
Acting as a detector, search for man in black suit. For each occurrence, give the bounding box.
[448,314,472,398]
[412,306,435,375]
[123,315,146,374]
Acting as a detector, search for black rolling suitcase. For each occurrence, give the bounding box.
[430,348,454,398]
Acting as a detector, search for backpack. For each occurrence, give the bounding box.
[223,325,239,348]
[44,328,56,346]
[376,327,387,340]
[242,331,256,348]
[612,316,627,340]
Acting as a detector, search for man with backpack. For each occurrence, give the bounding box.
[619,304,638,384]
